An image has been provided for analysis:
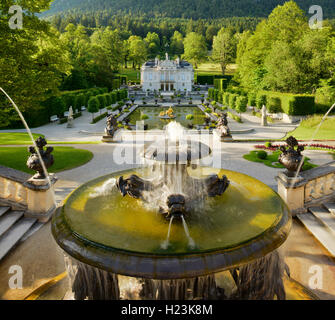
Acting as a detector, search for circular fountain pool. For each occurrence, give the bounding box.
[52,167,291,280]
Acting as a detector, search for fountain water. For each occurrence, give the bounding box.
[0,87,56,208]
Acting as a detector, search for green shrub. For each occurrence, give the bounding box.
[97,95,107,110]
[227,111,242,123]
[47,96,66,117]
[235,96,248,114]
[228,94,238,109]
[257,150,268,160]
[110,92,117,104]
[91,112,108,124]
[88,97,100,120]
[141,114,149,120]
[315,84,335,112]
[248,92,257,107]
[73,95,81,113]
[265,141,272,148]
[214,78,228,91]
[261,91,315,116]
[104,93,112,107]
[112,79,120,90]
[222,92,230,106]
[267,97,282,113]
[208,88,214,100]
[256,93,267,110]
[197,75,214,85]
[186,114,194,121]
[204,108,212,113]
[218,91,223,104]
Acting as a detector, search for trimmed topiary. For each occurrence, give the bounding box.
[257,150,268,160]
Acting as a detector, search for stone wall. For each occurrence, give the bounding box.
[277,161,335,215]
[0,165,57,222]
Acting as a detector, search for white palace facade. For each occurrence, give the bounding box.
[141,54,194,92]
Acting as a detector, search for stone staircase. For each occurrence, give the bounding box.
[297,201,335,257]
[0,206,40,261]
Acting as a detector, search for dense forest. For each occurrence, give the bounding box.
[43,0,335,19]
[1,0,335,129]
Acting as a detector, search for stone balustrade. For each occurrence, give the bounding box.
[276,161,335,215]
[0,165,57,222]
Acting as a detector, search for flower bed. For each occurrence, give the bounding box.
[255,143,335,152]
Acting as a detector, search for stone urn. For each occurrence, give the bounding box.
[278,136,304,177]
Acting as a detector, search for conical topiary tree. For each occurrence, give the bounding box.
[88,97,100,121]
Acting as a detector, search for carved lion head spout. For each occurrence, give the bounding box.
[165,194,187,219]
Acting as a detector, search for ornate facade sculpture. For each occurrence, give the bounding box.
[27,137,54,179]
[278,136,304,177]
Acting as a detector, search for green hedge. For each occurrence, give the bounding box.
[197,75,215,85]
[260,91,315,116]
[214,78,228,91]
[92,112,108,124]
[113,79,121,90]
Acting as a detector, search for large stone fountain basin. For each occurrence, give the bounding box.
[52,167,291,279]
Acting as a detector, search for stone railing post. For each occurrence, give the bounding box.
[276,161,335,216]
[23,174,58,223]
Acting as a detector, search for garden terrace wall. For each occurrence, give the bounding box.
[276,161,335,215]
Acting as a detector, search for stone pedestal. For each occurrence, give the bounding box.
[102,136,115,143]
[67,118,74,128]
[276,172,305,216]
[220,136,234,142]
[23,174,58,223]
[261,105,268,127]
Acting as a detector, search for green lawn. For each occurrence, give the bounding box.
[285,116,335,141]
[0,132,45,145]
[243,150,317,171]
[0,132,101,145]
[0,147,94,174]
[119,68,141,83]
[195,63,236,76]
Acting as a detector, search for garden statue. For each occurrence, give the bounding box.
[278,136,304,177]
[105,114,118,137]
[67,106,74,128]
[216,113,232,141]
[159,107,176,119]
[27,137,54,179]
[261,105,268,126]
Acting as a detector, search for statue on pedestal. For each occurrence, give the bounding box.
[278,136,304,177]
[67,107,74,128]
[261,105,268,127]
[105,114,118,137]
[217,113,232,141]
[27,137,54,179]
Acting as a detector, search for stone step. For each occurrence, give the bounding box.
[323,203,335,216]
[0,207,11,218]
[0,217,37,261]
[308,206,335,234]
[0,211,24,238]
[297,212,335,257]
